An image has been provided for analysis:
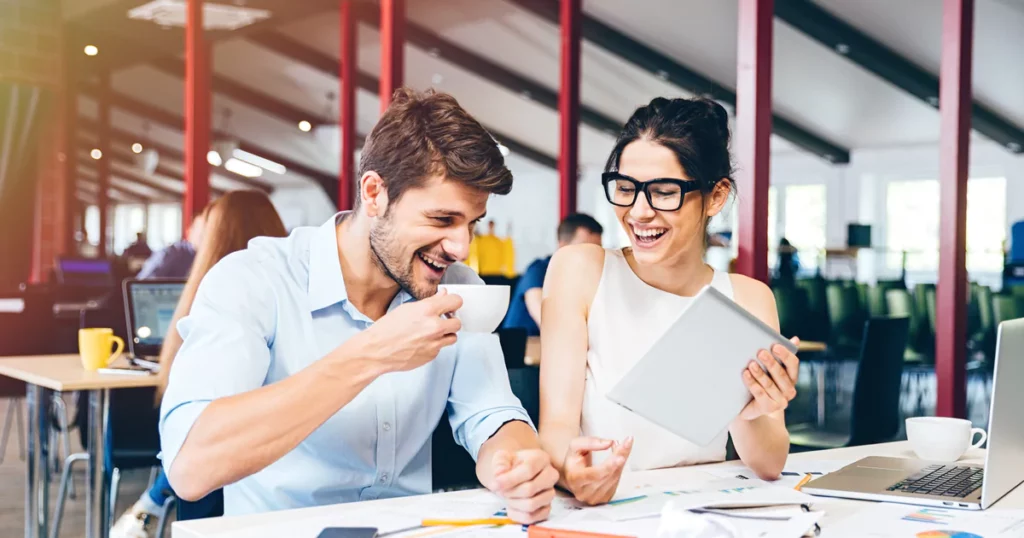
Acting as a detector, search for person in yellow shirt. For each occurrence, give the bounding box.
[502,224,516,278]
[476,221,505,276]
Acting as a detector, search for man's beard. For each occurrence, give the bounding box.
[368,212,436,300]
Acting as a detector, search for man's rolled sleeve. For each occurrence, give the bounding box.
[446,332,533,462]
[158,251,277,476]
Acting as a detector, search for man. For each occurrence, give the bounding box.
[502,214,602,336]
[160,89,558,522]
[474,220,505,276]
[136,214,206,279]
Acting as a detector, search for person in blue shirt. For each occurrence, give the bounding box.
[159,89,558,523]
[503,214,603,336]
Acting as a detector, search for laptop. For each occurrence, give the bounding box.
[802,318,1024,510]
[122,279,186,369]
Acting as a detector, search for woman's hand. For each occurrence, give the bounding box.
[561,436,633,506]
[738,337,800,421]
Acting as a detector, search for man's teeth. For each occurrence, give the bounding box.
[634,228,667,238]
[419,253,447,270]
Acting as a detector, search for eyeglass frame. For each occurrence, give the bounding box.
[601,171,702,212]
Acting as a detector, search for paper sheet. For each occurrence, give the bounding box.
[538,507,823,538]
[828,503,1024,538]
[702,460,853,489]
[577,478,819,522]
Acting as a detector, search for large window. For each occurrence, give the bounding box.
[885,177,1006,273]
[113,204,147,254]
[782,184,826,272]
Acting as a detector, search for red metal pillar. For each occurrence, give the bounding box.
[735,0,773,283]
[936,0,973,419]
[97,71,111,258]
[339,0,356,210]
[558,0,581,220]
[379,0,405,112]
[185,0,211,227]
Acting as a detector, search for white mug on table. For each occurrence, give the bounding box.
[906,417,987,462]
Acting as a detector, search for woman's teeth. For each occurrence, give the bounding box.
[633,228,667,242]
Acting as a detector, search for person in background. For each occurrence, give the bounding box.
[539,97,800,505]
[111,191,288,538]
[136,212,208,279]
[502,223,517,278]
[775,237,800,286]
[502,214,603,336]
[159,89,558,522]
[475,220,505,276]
[124,232,153,259]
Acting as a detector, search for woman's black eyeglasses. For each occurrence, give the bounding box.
[601,172,700,212]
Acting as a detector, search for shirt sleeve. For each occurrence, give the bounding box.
[136,248,167,280]
[443,264,534,461]
[158,251,277,477]
[518,260,547,292]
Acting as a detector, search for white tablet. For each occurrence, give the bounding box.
[606,285,798,447]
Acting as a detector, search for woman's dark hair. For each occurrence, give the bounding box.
[604,97,736,243]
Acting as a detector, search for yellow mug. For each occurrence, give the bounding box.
[78,328,125,371]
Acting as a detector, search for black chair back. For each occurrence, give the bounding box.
[848,316,910,447]
[176,489,224,521]
[496,328,528,369]
[430,418,480,491]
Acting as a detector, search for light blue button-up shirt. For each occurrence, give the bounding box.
[159,213,532,515]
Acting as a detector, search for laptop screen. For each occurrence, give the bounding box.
[127,281,185,354]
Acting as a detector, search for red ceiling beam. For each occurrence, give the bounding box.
[339,0,357,210]
[379,0,405,112]
[735,0,774,284]
[935,0,974,419]
[185,0,211,227]
[558,0,581,219]
[97,71,111,258]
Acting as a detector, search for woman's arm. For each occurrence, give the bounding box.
[728,276,799,480]
[538,246,631,504]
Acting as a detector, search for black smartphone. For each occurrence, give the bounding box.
[316,528,378,538]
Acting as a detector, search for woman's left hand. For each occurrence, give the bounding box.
[739,337,800,421]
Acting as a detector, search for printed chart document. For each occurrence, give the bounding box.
[828,503,1024,538]
[703,460,853,489]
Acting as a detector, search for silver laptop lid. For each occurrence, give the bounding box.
[123,279,186,358]
[981,318,1024,508]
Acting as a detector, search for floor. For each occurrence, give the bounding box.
[0,396,170,538]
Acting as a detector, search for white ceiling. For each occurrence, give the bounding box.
[95,0,1024,199]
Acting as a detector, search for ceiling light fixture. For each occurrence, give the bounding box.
[84,45,99,56]
[90,149,103,160]
[132,143,143,154]
[233,148,286,175]
[497,143,510,157]
[207,150,223,167]
[224,157,263,178]
[134,121,160,175]
[298,120,312,132]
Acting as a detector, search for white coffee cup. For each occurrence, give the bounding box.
[437,284,510,333]
[905,417,987,462]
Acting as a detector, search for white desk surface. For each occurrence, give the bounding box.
[173,441,1019,537]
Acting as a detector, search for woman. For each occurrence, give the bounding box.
[538,97,800,506]
[112,190,288,538]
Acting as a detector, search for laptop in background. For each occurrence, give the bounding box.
[122,279,186,370]
[802,318,1024,510]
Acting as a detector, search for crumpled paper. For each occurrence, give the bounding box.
[657,500,741,538]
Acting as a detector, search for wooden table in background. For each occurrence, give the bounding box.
[0,354,160,538]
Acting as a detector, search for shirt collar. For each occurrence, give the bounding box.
[307,212,350,312]
[306,212,416,315]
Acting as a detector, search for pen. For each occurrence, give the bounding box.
[794,474,814,491]
[420,517,515,527]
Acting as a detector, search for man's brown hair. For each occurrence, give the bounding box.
[358,88,513,205]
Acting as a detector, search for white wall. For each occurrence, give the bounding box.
[270,186,337,231]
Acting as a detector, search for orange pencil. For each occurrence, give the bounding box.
[794,473,814,491]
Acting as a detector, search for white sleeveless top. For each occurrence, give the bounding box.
[581,248,735,472]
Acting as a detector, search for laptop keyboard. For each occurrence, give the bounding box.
[887,464,984,498]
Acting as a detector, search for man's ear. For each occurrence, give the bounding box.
[360,172,389,218]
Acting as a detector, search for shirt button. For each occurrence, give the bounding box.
[383,422,391,432]
[380,473,389,483]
